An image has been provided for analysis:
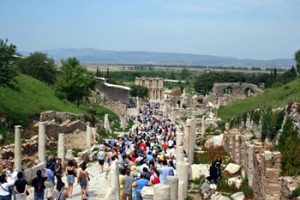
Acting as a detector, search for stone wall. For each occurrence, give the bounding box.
[212,83,260,98]
[280,176,300,200]
[135,77,164,102]
[223,130,282,200]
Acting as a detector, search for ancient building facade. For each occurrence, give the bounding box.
[212,83,260,97]
[135,77,164,102]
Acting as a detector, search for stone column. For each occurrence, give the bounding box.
[153,184,171,200]
[183,122,191,154]
[189,116,196,164]
[14,125,22,171]
[178,181,185,200]
[86,122,91,153]
[201,116,205,136]
[246,143,254,187]
[176,162,190,198]
[176,132,185,162]
[38,122,46,163]
[57,133,65,166]
[104,161,120,200]
[104,114,111,132]
[165,176,178,200]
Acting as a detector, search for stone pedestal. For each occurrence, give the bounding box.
[153,184,171,200]
[38,122,46,163]
[176,162,190,198]
[86,122,91,152]
[165,176,178,200]
[14,125,22,171]
[57,133,65,166]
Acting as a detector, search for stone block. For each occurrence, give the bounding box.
[228,176,242,188]
[225,163,241,175]
[231,192,245,200]
[190,164,210,180]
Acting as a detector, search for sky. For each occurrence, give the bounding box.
[0,0,299,60]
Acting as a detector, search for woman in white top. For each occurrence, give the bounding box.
[0,174,16,200]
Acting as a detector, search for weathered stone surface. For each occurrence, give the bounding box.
[153,184,170,200]
[190,164,210,180]
[141,186,154,200]
[228,176,242,188]
[211,194,231,200]
[225,163,241,175]
[204,134,223,148]
[165,176,178,200]
[230,192,245,200]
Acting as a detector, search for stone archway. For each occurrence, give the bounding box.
[244,87,254,97]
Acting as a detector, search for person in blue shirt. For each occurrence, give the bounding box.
[132,174,152,200]
[146,151,153,162]
[157,160,174,184]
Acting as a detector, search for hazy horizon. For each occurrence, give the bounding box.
[1,0,299,60]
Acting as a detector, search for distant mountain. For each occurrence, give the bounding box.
[23,48,295,68]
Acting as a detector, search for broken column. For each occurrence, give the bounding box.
[104,161,120,200]
[189,116,196,164]
[120,116,127,130]
[176,132,184,162]
[104,114,111,132]
[14,125,22,171]
[57,133,65,166]
[246,142,254,187]
[165,176,179,200]
[176,161,190,198]
[86,122,92,153]
[153,184,171,200]
[178,181,185,200]
[38,122,46,163]
[183,120,191,156]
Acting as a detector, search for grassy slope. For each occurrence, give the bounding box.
[218,77,300,121]
[0,74,83,125]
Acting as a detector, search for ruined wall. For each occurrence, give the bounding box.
[212,83,260,97]
[95,79,130,104]
[223,130,282,200]
[135,77,164,102]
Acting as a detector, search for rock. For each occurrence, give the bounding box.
[190,164,210,180]
[65,149,74,160]
[228,176,242,188]
[211,194,231,200]
[204,134,223,148]
[231,192,245,200]
[200,180,210,194]
[225,163,241,175]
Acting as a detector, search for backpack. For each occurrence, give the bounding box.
[35,178,45,193]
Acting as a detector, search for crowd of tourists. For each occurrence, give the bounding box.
[0,156,90,200]
[97,103,180,200]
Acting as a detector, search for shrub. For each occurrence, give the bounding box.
[289,184,300,199]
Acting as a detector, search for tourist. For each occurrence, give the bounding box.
[157,159,174,184]
[215,157,223,180]
[54,158,63,191]
[56,182,69,200]
[44,163,54,199]
[121,170,134,200]
[97,145,106,172]
[209,161,218,183]
[6,163,17,199]
[65,160,76,198]
[0,174,16,200]
[132,174,152,200]
[149,169,160,185]
[77,163,89,200]
[31,170,46,200]
[14,172,28,200]
[119,169,126,200]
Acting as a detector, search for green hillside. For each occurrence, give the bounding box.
[0,74,83,125]
[218,77,300,121]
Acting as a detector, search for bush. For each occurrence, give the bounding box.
[289,185,300,199]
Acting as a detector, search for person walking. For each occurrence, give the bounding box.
[65,160,76,198]
[56,182,68,200]
[31,170,46,200]
[44,164,54,200]
[77,163,89,200]
[97,146,105,173]
[14,172,28,200]
[54,158,63,191]
[132,174,152,200]
[121,170,134,200]
[0,174,16,200]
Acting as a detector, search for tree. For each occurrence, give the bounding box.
[130,85,149,99]
[0,39,18,86]
[55,57,96,107]
[180,68,191,80]
[106,68,110,79]
[17,52,56,84]
[95,67,102,77]
[295,49,300,74]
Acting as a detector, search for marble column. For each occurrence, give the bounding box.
[178,181,185,200]
[153,184,171,200]
[201,116,205,136]
[176,132,185,162]
[183,120,191,158]
[104,161,120,200]
[86,122,91,153]
[176,162,190,198]
[14,125,22,171]
[246,142,254,187]
[38,122,46,163]
[188,116,196,164]
[57,133,65,166]
[165,176,179,200]
[104,114,111,132]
